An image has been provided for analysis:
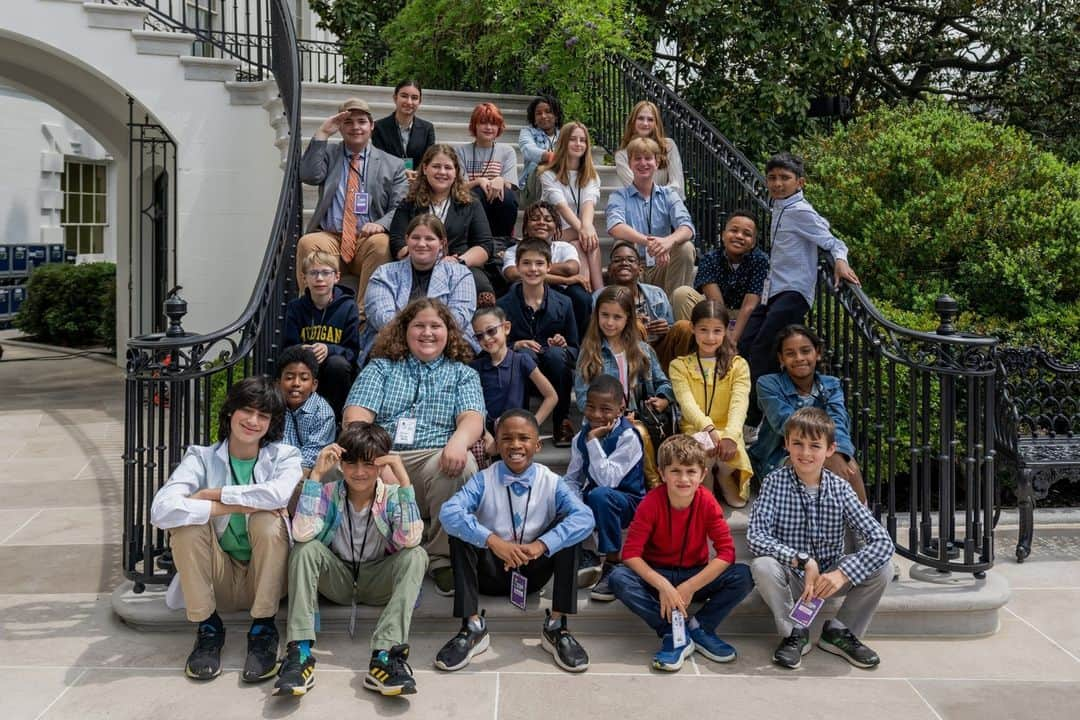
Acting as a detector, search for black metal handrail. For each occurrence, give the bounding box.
[810,266,998,575]
[584,54,771,252]
[587,53,1000,574]
[121,0,301,591]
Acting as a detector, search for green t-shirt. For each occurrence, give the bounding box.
[218,455,257,562]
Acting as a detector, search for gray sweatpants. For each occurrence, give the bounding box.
[751,555,891,638]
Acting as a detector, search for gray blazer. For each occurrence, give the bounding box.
[300,139,408,233]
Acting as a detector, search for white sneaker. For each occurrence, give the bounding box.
[742,424,760,446]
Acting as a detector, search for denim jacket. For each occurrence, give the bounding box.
[749,371,856,478]
[574,338,674,412]
[518,125,559,187]
[592,282,675,325]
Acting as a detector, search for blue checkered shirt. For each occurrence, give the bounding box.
[282,392,337,470]
[346,355,485,450]
[747,465,893,585]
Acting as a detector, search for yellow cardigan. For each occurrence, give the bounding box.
[669,353,753,497]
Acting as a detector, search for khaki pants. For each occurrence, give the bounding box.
[398,448,478,572]
[651,320,694,374]
[641,241,695,298]
[671,285,707,322]
[286,541,428,650]
[169,511,289,622]
[295,231,391,317]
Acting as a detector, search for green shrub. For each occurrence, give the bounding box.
[383,0,640,119]
[797,102,1080,328]
[14,262,116,348]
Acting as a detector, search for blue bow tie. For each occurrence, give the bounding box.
[498,465,533,493]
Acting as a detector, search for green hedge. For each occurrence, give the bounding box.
[797,102,1080,361]
[14,262,116,348]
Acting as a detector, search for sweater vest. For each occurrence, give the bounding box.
[575,417,645,498]
[476,464,559,544]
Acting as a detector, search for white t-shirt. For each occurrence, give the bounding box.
[330,501,387,564]
[502,240,580,271]
[540,169,601,229]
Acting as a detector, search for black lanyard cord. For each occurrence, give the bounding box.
[345,495,376,584]
[695,352,722,417]
[506,486,533,545]
[471,142,497,179]
[795,476,823,559]
[347,148,369,191]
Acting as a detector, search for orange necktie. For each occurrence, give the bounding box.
[340,151,362,263]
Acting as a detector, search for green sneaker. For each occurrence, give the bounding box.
[432,566,455,596]
[817,626,880,668]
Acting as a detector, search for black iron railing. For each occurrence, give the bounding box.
[96,1,345,82]
[810,271,999,575]
[589,54,1001,574]
[121,0,301,591]
[584,54,771,252]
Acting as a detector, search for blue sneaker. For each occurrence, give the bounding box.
[689,626,736,663]
[652,633,695,672]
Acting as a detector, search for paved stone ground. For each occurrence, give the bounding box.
[3,337,1080,719]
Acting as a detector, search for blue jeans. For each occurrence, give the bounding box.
[608,562,754,636]
[737,290,810,425]
[584,486,639,555]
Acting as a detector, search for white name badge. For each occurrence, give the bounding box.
[394,417,417,446]
[671,609,687,647]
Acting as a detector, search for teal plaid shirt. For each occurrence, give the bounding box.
[346,355,485,450]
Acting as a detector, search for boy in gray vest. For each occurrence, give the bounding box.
[435,409,595,673]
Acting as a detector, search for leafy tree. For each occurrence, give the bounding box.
[796,101,1080,357]
[306,0,405,83]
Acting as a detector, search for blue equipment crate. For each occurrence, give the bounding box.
[0,245,8,275]
[0,286,9,318]
[25,244,48,270]
[10,245,29,273]
[10,285,26,314]
[48,243,64,264]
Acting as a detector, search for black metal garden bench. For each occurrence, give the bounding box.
[995,347,1080,562]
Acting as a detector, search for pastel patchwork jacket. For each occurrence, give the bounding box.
[291,475,423,553]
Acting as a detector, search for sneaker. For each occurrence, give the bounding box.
[742,423,759,446]
[817,625,880,668]
[364,644,417,695]
[652,633,695,672]
[434,616,490,672]
[772,628,810,669]
[242,624,280,682]
[273,642,316,696]
[589,563,617,602]
[540,610,589,673]
[554,419,575,448]
[185,622,225,681]
[432,566,455,597]
[689,626,736,663]
[577,549,604,588]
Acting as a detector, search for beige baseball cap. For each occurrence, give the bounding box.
[338,97,372,117]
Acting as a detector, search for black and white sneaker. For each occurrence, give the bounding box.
[184,622,225,681]
[242,624,280,682]
[577,549,604,588]
[434,615,490,672]
[540,610,589,673]
[772,628,811,669]
[817,625,880,668]
[589,563,617,602]
[273,642,316,696]
[364,644,417,695]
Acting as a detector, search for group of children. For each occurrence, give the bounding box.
[149,146,896,698]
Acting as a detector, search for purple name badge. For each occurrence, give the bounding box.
[510,570,528,611]
[354,191,370,215]
[789,597,825,628]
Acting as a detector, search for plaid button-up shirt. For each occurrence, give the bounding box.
[747,465,893,585]
[283,392,337,470]
[346,355,485,450]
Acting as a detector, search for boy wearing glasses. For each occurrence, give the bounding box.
[285,251,361,421]
[599,240,691,372]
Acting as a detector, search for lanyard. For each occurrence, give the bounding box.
[668,494,697,568]
[430,197,451,223]
[695,352,722,417]
[505,485,533,544]
[567,173,581,217]
[471,142,497,179]
[345,495,376,585]
[795,476,823,559]
[227,449,258,486]
[347,147,369,191]
[637,185,655,260]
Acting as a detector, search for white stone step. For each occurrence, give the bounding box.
[271,96,529,126]
[131,29,196,57]
[83,2,146,31]
[299,206,614,238]
[179,55,240,82]
[300,82,534,113]
[111,564,1007,637]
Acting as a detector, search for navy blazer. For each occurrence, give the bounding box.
[497,282,580,348]
[371,114,437,170]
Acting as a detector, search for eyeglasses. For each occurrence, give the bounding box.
[305,269,337,279]
[610,255,639,265]
[473,325,501,342]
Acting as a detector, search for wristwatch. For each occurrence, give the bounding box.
[795,552,811,570]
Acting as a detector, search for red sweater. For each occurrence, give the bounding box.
[622,486,736,568]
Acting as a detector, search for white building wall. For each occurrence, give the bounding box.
[0,84,114,261]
